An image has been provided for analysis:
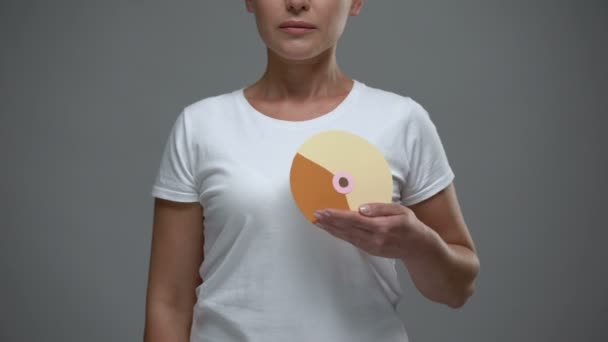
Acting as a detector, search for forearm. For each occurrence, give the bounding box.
[144,301,193,342]
[400,222,480,308]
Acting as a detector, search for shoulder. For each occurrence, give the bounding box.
[183,88,240,118]
[357,81,430,123]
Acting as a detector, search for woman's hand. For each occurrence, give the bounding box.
[313,203,430,260]
[313,184,480,309]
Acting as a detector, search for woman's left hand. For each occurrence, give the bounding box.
[313,203,430,260]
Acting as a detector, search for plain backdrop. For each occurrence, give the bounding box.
[1,1,607,341]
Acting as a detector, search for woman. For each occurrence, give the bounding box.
[144,1,480,341]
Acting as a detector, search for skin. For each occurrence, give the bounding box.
[144,199,203,341]
[243,0,363,120]
[314,187,479,308]
[144,1,479,340]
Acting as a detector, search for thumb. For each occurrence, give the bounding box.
[358,203,406,217]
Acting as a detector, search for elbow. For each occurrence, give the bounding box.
[446,256,480,309]
[446,282,476,309]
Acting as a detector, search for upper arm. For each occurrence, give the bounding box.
[409,182,476,253]
[146,198,204,311]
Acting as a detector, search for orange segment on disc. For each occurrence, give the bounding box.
[290,130,393,223]
[290,153,350,223]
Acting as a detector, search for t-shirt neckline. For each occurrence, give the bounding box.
[235,80,362,130]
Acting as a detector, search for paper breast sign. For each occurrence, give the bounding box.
[289,130,393,223]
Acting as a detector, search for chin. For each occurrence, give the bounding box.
[271,43,330,63]
[277,52,318,62]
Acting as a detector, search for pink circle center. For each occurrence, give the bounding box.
[333,172,355,194]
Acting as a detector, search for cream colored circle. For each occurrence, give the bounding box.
[297,130,393,209]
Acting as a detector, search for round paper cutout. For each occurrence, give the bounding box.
[289,130,393,223]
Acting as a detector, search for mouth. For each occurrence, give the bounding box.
[279,20,317,35]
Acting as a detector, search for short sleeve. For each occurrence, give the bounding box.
[400,101,455,206]
[150,109,200,202]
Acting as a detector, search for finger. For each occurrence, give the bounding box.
[317,221,374,251]
[317,209,377,233]
[358,203,408,217]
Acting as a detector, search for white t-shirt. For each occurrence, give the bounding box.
[151,80,455,342]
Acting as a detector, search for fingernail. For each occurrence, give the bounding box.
[313,211,322,219]
[359,205,370,214]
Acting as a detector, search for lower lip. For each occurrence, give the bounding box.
[279,27,316,35]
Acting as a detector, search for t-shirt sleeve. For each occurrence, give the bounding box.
[150,109,200,202]
[400,100,455,206]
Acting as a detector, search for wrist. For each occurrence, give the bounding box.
[400,219,439,261]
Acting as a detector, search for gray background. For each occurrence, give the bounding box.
[1,1,606,341]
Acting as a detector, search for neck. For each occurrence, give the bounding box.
[252,47,352,101]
